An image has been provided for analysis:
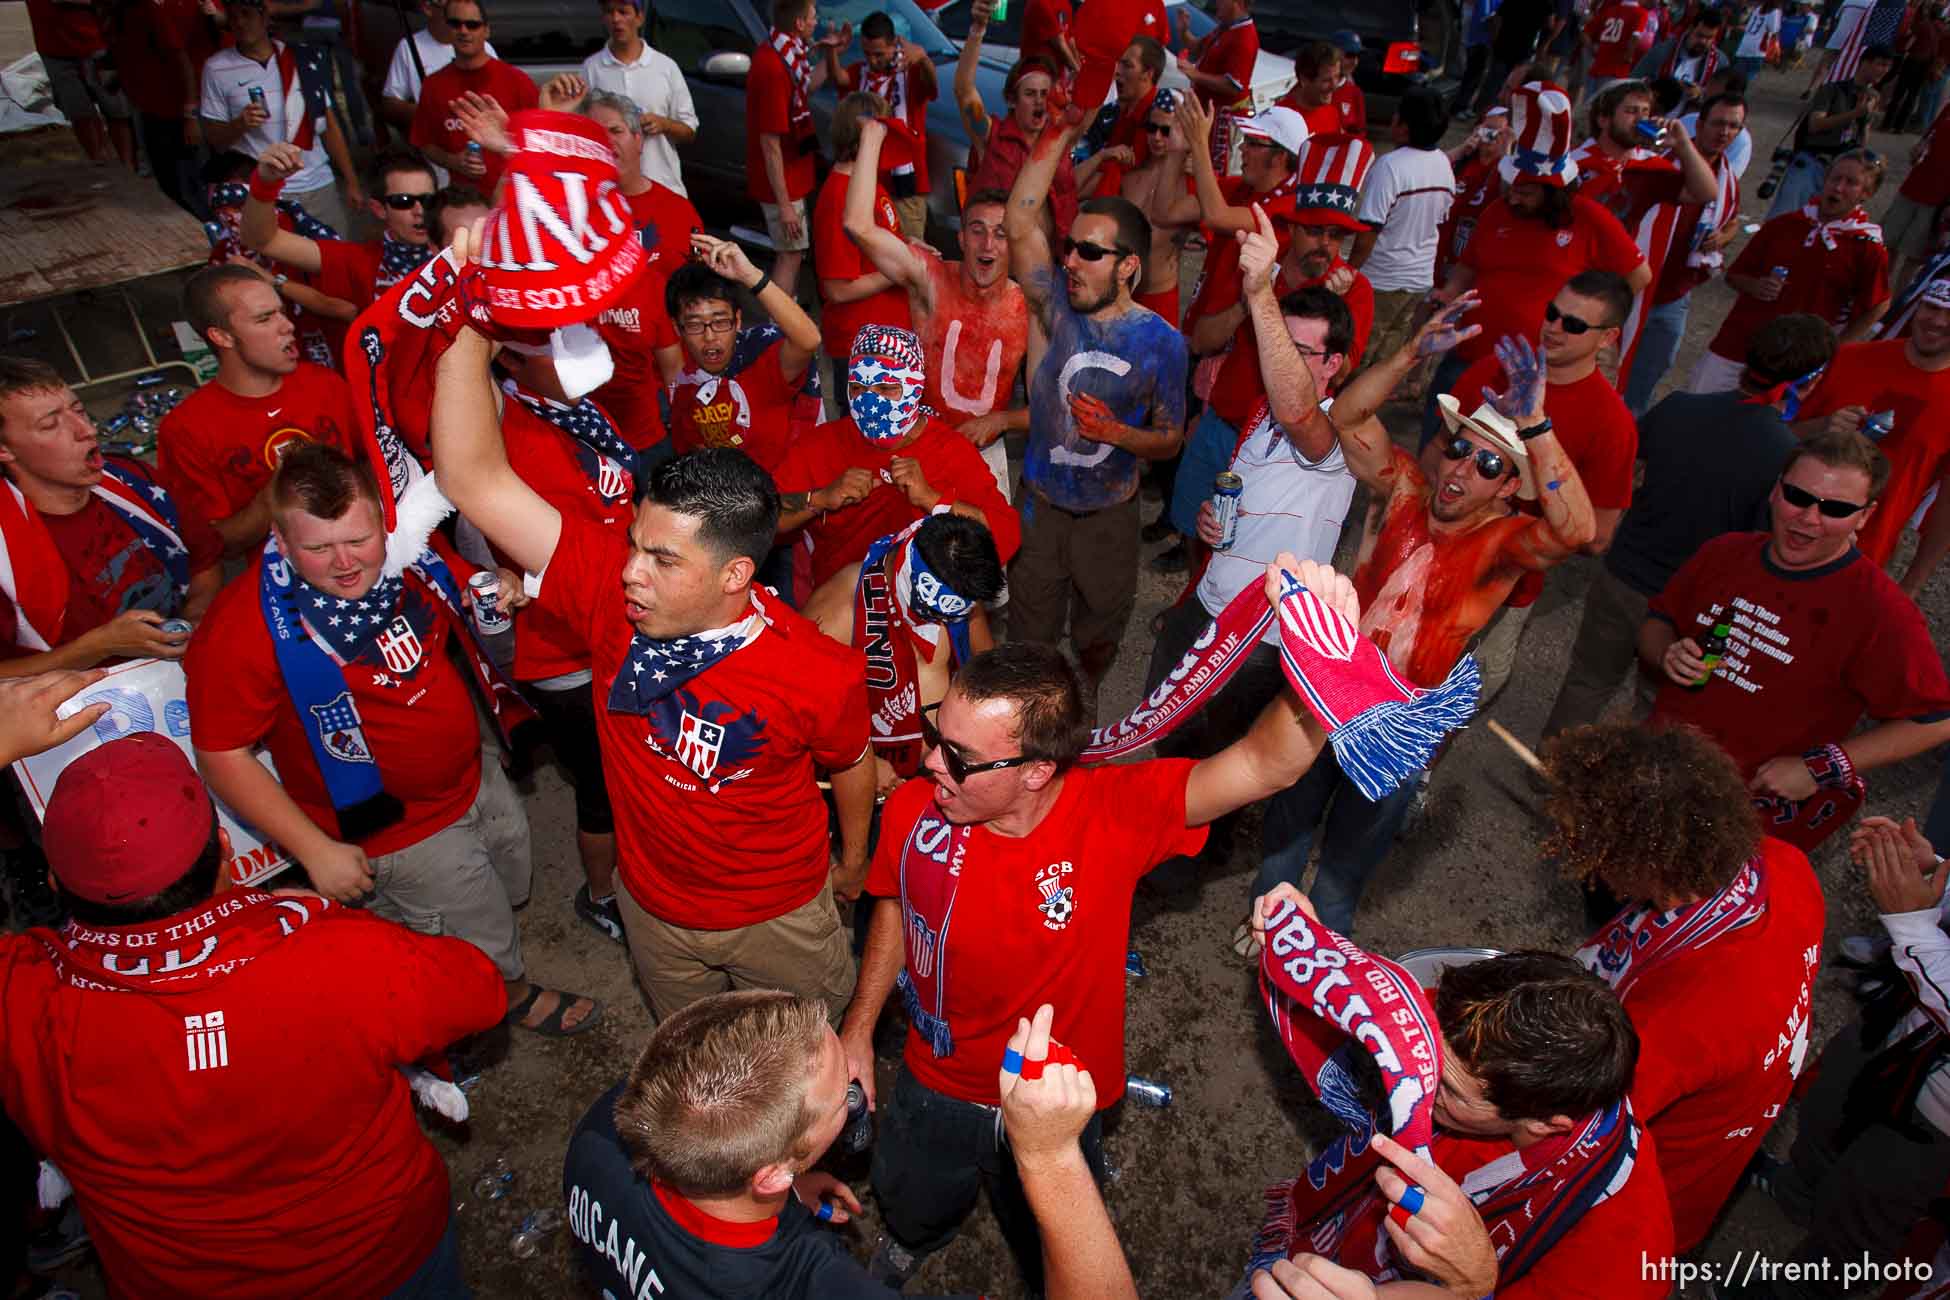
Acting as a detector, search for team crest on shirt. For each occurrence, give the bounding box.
[1555,230,1573,247]
[644,687,768,793]
[309,692,375,764]
[375,616,424,674]
[1034,860,1076,930]
[596,455,631,503]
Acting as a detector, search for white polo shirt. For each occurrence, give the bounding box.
[199,43,333,194]
[581,42,698,195]
[1355,146,1456,293]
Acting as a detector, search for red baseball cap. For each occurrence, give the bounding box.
[476,110,646,329]
[44,734,216,905]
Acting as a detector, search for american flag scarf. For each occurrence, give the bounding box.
[272,40,321,152]
[854,522,963,780]
[1659,31,1724,83]
[1576,855,1770,997]
[504,383,640,508]
[375,233,434,292]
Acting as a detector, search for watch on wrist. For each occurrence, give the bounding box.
[1516,417,1552,441]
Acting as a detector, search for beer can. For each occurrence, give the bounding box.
[1125,949,1147,978]
[158,618,193,637]
[1863,409,1896,441]
[1211,472,1243,551]
[1124,1075,1172,1107]
[248,85,265,108]
[468,569,511,634]
[465,140,484,160]
[840,1081,874,1152]
[1770,265,1791,283]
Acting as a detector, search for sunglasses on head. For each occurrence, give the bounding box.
[1544,301,1600,335]
[1778,479,1868,517]
[449,17,486,29]
[1062,237,1132,263]
[920,702,1032,783]
[1443,435,1509,481]
[382,192,429,210]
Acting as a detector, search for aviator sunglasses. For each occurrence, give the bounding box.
[1442,435,1510,481]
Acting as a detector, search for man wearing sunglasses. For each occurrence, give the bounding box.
[410,0,538,194]
[1005,93,1187,716]
[240,143,438,323]
[1640,431,1950,848]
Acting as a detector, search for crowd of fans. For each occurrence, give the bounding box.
[7,0,1950,1294]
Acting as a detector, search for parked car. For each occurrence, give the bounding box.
[353,0,1010,239]
[930,0,1299,115]
[1221,0,1464,122]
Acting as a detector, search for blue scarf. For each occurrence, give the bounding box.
[100,462,192,600]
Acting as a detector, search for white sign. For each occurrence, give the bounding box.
[12,658,294,888]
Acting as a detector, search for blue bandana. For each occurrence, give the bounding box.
[606,608,766,714]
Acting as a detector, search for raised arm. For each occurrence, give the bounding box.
[1239,205,1334,461]
[956,0,996,144]
[240,143,324,273]
[1007,99,1086,327]
[691,233,821,381]
[845,119,932,299]
[1176,93,1253,233]
[1664,116,1722,204]
[1487,336,1597,567]
[1329,294,1482,490]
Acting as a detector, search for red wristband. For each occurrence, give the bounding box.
[247,171,287,203]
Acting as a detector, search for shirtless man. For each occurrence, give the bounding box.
[801,512,1004,794]
[1112,87,1194,323]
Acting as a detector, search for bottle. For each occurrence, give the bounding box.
[472,1156,514,1201]
[839,1082,873,1153]
[1124,1076,1172,1107]
[509,1207,564,1259]
[1690,619,1732,689]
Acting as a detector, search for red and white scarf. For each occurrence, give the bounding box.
[1801,201,1883,250]
[772,28,815,133]
[37,891,334,993]
[0,468,190,652]
[272,40,320,152]
[1575,855,1770,997]
[1659,31,1723,84]
[1615,151,1739,389]
[863,61,917,183]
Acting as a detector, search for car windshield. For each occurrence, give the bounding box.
[933,0,1212,45]
[817,0,959,61]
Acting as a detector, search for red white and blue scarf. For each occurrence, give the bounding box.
[854,522,970,780]
[504,382,640,508]
[1577,855,1770,997]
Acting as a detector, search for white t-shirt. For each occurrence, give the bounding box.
[1737,7,1781,57]
[582,42,699,196]
[1196,400,1356,644]
[1353,146,1456,293]
[199,44,332,194]
[382,30,496,103]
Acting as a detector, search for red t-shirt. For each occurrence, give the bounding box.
[666,338,800,471]
[534,515,871,927]
[746,43,818,205]
[1456,195,1645,367]
[24,0,101,59]
[156,363,357,531]
[1648,532,1950,777]
[1796,340,1950,565]
[1185,175,1295,330]
[1195,17,1260,106]
[410,59,539,193]
[311,238,428,318]
[1209,257,1374,429]
[773,415,1023,589]
[1903,105,1950,208]
[1592,837,1824,1253]
[185,556,485,858]
[1021,0,1073,67]
[628,184,704,275]
[0,470,222,656]
[1435,158,1503,284]
[1706,211,1889,362]
[866,762,1207,1106]
[593,265,679,451]
[1586,0,1658,76]
[917,248,1030,427]
[498,399,635,682]
[0,904,504,1299]
[970,116,1080,234]
[845,59,939,192]
[814,168,914,358]
[1331,78,1367,136]
[113,0,214,118]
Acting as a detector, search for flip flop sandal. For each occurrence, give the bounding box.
[1231,919,1262,959]
[504,984,604,1037]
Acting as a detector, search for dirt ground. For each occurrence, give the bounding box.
[8,52,1946,1300]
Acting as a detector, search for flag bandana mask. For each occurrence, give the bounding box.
[1744,360,1827,413]
[848,325,928,443]
[897,534,975,662]
[1577,855,1770,997]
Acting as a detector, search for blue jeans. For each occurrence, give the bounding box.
[1169,405,1239,537]
[1766,152,1828,220]
[1735,55,1766,84]
[1419,350,1472,451]
[1257,748,1423,935]
[386,1218,470,1299]
[1924,73,1949,137]
[1623,292,1692,417]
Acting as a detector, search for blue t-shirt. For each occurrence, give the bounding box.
[1023,270,1188,513]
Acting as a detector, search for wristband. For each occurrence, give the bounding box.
[1516,418,1552,441]
[1803,742,1857,792]
[749,271,774,298]
[247,170,287,203]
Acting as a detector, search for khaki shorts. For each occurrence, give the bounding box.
[893,193,930,240]
[760,198,812,252]
[1883,192,1940,262]
[616,883,857,1024]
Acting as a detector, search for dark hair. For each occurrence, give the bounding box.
[1590,78,1651,132]
[1647,76,1686,115]
[1396,86,1446,150]
[1743,312,1835,387]
[962,186,1010,219]
[270,440,383,521]
[1562,269,1633,330]
[444,0,486,19]
[1693,6,1726,27]
[184,263,272,343]
[860,9,896,41]
[913,513,1005,604]
[59,816,224,928]
[1707,68,1749,96]
[1435,951,1639,1123]
[1783,429,1891,500]
[1077,196,1150,295]
[202,149,259,186]
[1862,42,1897,62]
[1698,91,1748,125]
[1541,723,1760,903]
[953,643,1092,770]
[1518,182,1577,228]
[831,91,887,163]
[665,260,742,322]
[1294,40,1339,79]
[772,0,814,25]
[644,449,780,565]
[1005,55,1060,102]
[0,356,68,415]
[366,147,437,197]
[426,184,492,242]
[1277,287,1356,364]
[1127,34,1166,82]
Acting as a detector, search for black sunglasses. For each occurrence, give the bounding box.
[1062,237,1133,263]
[1143,122,1173,135]
[1443,435,1508,481]
[920,702,1032,783]
[1778,479,1868,518]
[449,17,486,29]
[382,192,429,210]
[1544,301,1599,335]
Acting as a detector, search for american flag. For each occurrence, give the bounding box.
[1828,0,1907,82]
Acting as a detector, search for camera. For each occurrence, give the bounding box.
[1756,144,1795,200]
